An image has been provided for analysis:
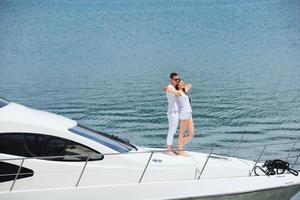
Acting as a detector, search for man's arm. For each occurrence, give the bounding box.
[164,86,180,96]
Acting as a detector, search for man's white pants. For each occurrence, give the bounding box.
[166,111,179,146]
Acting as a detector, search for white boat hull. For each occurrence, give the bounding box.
[189,185,300,200]
[1,174,299,200]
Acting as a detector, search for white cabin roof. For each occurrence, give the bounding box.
[0,102,77,131]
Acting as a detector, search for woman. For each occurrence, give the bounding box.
[166,79,195,156]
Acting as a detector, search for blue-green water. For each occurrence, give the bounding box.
[1,1,300,197]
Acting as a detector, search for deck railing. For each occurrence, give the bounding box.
[1,136,300,192]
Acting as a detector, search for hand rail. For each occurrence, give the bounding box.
[10,158,24,192]
[197,148,213,180]
[1,139,299,193]
[292,153,300,168]
[76,156,90,187]
[249,145,267,176]
[0,149,300,177]
[1,139,299,162]
[285,139,300,162]
[231,135,244,157]
[139,152,154,183]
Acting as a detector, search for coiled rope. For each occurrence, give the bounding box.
[254,159,298,176]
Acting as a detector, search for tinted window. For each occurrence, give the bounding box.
[42,136,68,156]
[0,134,31,157]
[43,136,102,161]
[0,133,102,161]
[0,161,34,183]
[24,134,43,156]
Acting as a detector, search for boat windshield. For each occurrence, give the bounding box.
[69,125,136,153]
[0,97,9,108]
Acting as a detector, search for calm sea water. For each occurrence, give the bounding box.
[1,0,300,198]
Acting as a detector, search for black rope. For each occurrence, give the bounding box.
[254,159,298,176]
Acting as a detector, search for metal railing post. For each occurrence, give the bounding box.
[232,135,244,157]
[10,158,25,192]
[249,145,267,176]
[76,156,90,187]
[139,152,154,183]
[292,153,300,168]
[194,168,200,180]
[197,148,213,180]
[285,140,299,162]
[189,154,200,180]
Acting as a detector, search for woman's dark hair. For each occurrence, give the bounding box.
[176,79,191,104]
[175,79,187,94]
[170,72,178,79]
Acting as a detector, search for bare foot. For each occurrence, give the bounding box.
[172,150,179,155]
[178,151,190,157]
[166,150,177,156]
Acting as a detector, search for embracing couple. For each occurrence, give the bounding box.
[165,72,195,156]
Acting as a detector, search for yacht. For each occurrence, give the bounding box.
[0,97,299,200]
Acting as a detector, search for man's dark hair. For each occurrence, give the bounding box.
[170,72,178,79]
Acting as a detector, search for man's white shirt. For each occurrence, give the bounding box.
[166,84,179,113]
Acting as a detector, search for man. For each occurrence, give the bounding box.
[165,72,180,155]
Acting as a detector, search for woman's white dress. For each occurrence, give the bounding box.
[178,94,192,120]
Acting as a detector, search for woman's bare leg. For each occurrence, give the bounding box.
[184,118,195,145]
[178,120,189,156]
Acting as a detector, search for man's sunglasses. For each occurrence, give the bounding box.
[173,78,180,82]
